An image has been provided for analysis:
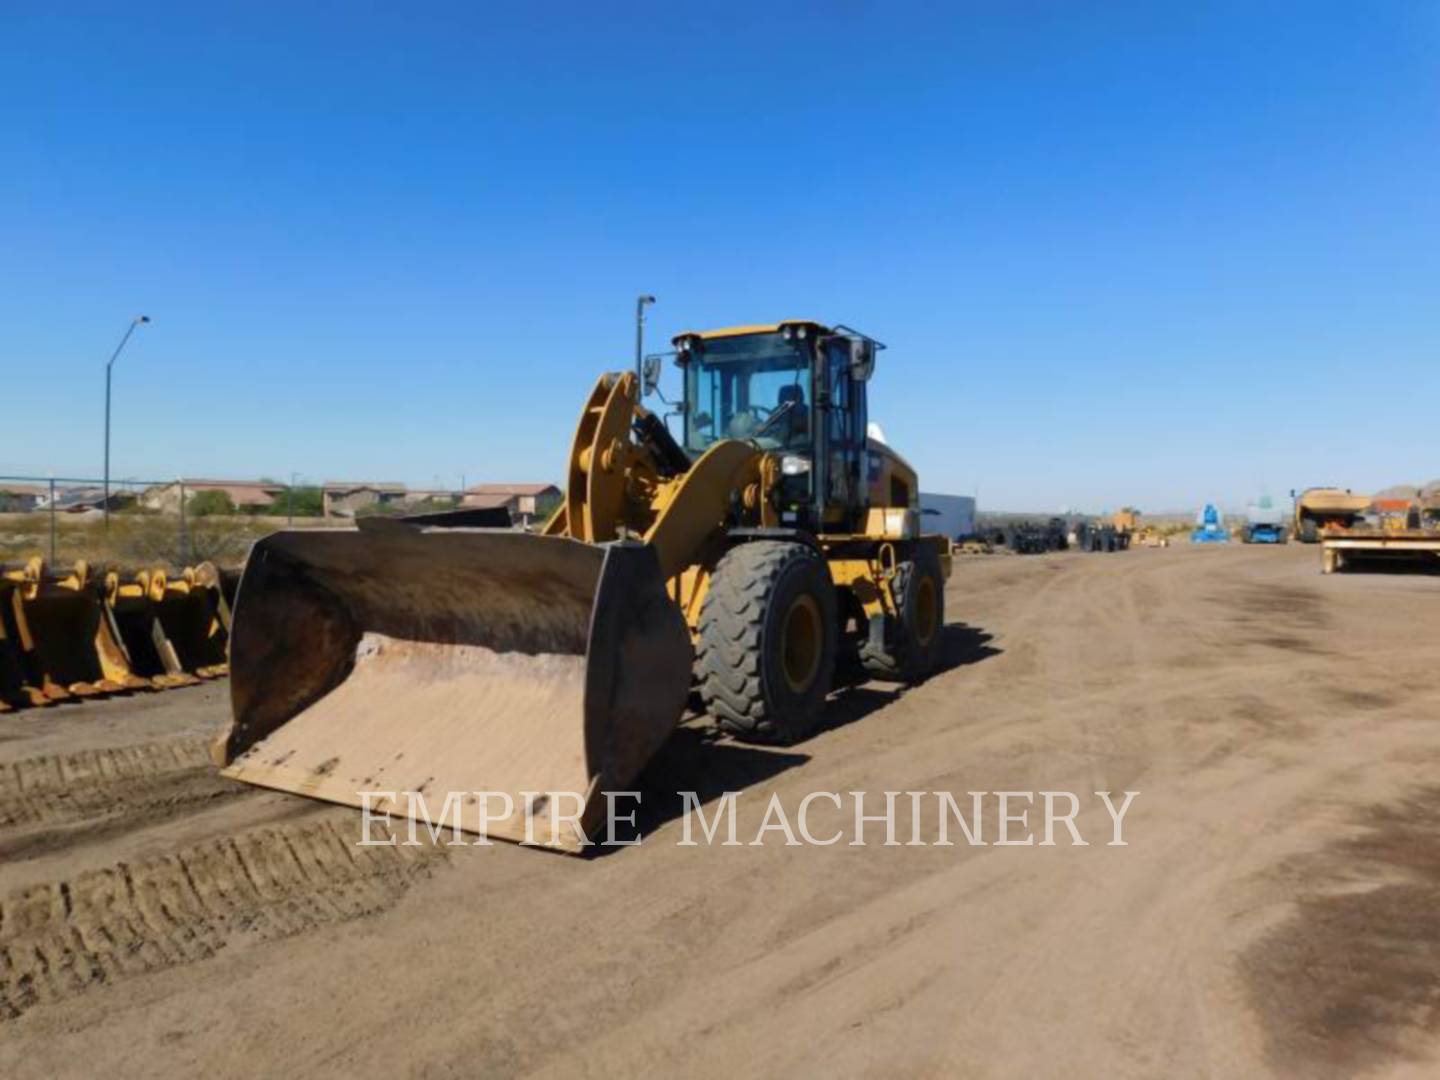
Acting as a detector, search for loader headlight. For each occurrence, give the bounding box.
[781,455,811,476]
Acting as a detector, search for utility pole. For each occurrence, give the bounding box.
[104,315,150,531]
[635,294,656,389]
[48,476,57,563]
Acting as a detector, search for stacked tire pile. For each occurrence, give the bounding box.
[1070,522,1128,552]
[1003,518,1070,554]
[0,557,234,711]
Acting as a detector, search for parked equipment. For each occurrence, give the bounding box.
[1321,490,1440,573]
[1111,508,1139,549]
[216,321,952,852]
[1322,531,1440,574]
[1242,495,1287,544]
[1191,504,1230,543]
[151,566,231,678]
[1292,487,1369,543]
[1070,519,1124,552]
[1002,518,1068,554]
[105,569,202,689]
[0,558,148,700]
[0,558,231,708]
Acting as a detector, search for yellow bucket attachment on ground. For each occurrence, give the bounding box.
[215,523,693,852]
[104,570,201,689]
[151,564,231,678]
[0,578,54,708]
[192,561,236,634]
[1,558,149,700]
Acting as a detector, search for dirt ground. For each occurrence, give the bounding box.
[2,543,1439,1078]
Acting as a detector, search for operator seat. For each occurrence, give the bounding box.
[778,383,808,435]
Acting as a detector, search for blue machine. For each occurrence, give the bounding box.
[1242,494,1286,544]
[1190,503,1230,543]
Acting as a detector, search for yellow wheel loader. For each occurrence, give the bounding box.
[216,321,950,851]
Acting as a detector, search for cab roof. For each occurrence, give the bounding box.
[673,320,831,344]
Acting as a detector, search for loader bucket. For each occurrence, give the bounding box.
[1,559,145,698]
[216,525,693,853]
[192,561,236,634]
[152,565,230,678]
[104,570,200,689]
[0,577,53,708]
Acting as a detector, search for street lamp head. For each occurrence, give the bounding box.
[638,295,655,306]
[136,315,151,324]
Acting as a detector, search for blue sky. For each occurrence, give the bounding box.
[2,1,1436,512]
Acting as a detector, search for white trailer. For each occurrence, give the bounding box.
[919,493,977,540]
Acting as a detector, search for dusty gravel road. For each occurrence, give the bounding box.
[2,544,1438,1079]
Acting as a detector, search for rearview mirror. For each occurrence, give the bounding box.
[641,355,662,397]
[849,337,876,381]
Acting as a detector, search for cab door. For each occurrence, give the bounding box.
[823,338,868,521]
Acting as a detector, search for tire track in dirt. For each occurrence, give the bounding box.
[0,817,445,1020]
[0,739,247,861]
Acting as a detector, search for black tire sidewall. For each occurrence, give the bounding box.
[863,546,944,682]
[758,549,838,726]
[899,547,945,679]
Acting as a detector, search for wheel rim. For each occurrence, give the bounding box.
[780,593,823,693]
[914,576,939,647]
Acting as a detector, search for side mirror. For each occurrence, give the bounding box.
[641,355,662,397]
[849,337,876,381]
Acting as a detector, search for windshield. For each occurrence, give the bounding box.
[683,332,813,454]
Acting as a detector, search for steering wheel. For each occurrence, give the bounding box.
[727,405,772,438]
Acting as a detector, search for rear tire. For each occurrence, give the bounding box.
[698,541,838,745]
[859,546,944,683]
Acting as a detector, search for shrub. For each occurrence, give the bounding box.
[256,486,323,517]
[188,490,236,517]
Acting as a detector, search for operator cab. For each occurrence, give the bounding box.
[672,320,880,530]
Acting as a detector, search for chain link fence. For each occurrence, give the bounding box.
[0,474,344,570]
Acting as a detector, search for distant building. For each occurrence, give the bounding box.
[461,483,561,528]
[401,489,462,507]
[919,492,978,539]
[322,481,408,518]
[52,486,134,513]
[0,483,47,512]
[141,479,286,513]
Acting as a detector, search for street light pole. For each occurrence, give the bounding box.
[635,294,656,390]
[104,315,150,531]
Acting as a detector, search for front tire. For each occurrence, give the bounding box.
[698,541,838,744]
